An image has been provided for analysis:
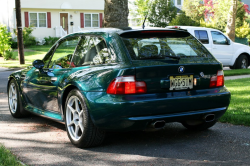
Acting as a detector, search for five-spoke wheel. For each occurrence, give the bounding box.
[9,82,18,114]
[8,79,27,118]
[66,96,85,141]
[65,89,105,148]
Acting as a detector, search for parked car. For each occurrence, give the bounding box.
[166,26,250,69]
[8,28,231,148]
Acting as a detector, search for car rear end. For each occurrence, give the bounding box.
[87,29,231,131]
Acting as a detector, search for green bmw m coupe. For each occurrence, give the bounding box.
[8,28,231,148]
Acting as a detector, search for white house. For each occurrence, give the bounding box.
[0,0,104,40]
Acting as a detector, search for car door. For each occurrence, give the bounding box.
[210,31,234,65]
[22,36,80,113]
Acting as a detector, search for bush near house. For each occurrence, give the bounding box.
[13,27,36,47]
[0,24,12,59]
[44,36,60,45]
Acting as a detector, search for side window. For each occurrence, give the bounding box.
[211,31,229,45]
[72,36,112,66]
[194,30,209,44]
[48,37,79,69]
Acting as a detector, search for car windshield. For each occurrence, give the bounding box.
[121,32,213,61]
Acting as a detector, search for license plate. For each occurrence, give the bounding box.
[170,75,193,90]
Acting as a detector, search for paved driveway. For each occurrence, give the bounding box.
[1,93,250,165]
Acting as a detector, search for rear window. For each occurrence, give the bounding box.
[120,31,213,61]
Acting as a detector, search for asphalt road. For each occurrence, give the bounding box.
[0,70,14,93]
[0,93,250,166]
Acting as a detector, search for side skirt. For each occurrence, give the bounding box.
[24,104,64,123]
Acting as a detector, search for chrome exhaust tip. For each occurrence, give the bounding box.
[203,114,215,122]
[152,120,166,129]
[144,120,166,132]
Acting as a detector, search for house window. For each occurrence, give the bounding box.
[29,13,47,27]
[177,0,182,5]
[85,14,99,27]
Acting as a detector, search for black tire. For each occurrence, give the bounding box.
[181,120,217,131]
[229,66,235,69]
[64,89,105,148]
[8,79,28,118]
[234,54,248,69]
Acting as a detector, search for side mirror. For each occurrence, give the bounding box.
[33,60,45,74]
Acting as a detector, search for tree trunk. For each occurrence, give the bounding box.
[104,0,129,27]
[226,0,237,42]
[15,0,25,64]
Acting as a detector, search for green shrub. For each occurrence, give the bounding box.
[169,11,200,26]
[14,27,36,47]
[10,41,17,49]
[44,36,60,45]
[0,24,12,57]
[3,50,15,60]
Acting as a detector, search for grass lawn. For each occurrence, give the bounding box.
[0,145,23,166]
[224,69,250,76]
[0,45,52,68]
[220,77,250,126]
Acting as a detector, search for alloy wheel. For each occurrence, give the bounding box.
[241,58,247,69]
[66,96,84,141]
[8,83,17,114]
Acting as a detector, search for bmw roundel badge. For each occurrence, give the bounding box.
[178,66,185,73]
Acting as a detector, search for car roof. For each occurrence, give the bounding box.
[166,26,219,31]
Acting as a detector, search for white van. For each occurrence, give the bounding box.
[166,26,250,69]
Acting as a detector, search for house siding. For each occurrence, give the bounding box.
[21,9,103,39]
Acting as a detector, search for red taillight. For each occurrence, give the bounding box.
[209,70,224,88]
[107,76,147,95]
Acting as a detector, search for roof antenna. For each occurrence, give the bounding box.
[142,14,148,29]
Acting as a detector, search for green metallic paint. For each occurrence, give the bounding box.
[7,28,231,132]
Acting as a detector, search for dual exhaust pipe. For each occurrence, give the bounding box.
[146,114,215,131]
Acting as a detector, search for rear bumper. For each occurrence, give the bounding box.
[83,87,230,131]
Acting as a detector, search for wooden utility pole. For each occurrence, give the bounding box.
[15,0,25,64]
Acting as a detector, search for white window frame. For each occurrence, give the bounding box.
[29,12,47,28]
[84,13,99,28]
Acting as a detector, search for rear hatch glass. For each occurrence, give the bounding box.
[119,30,222,93]
[120,30,216,63]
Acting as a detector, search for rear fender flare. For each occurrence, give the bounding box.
[230,48,250,66]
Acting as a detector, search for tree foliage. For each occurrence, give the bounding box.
[182,0,204,22]
[235,21,250,38]
[134,0,150,21]
[148,0,177,27]
[169,11,200,26]
[0,24,12,58]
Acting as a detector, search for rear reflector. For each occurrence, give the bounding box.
[209,70,224,88]
[107,76,147,95]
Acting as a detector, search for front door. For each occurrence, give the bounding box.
[60,13,68,33]
[210,31,234,65]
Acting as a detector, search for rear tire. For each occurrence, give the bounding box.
[234,54,248,69]
[181,120,217,131]
[64,89,105,148]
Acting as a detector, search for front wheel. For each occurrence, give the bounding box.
[64,89,105,148]
[181,120,217,131]
[8,79,28,118]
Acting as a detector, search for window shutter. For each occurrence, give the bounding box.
[47,12,51,28]
[80,13,84,28]
[99,13,103,28]
[24,12,29,27]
